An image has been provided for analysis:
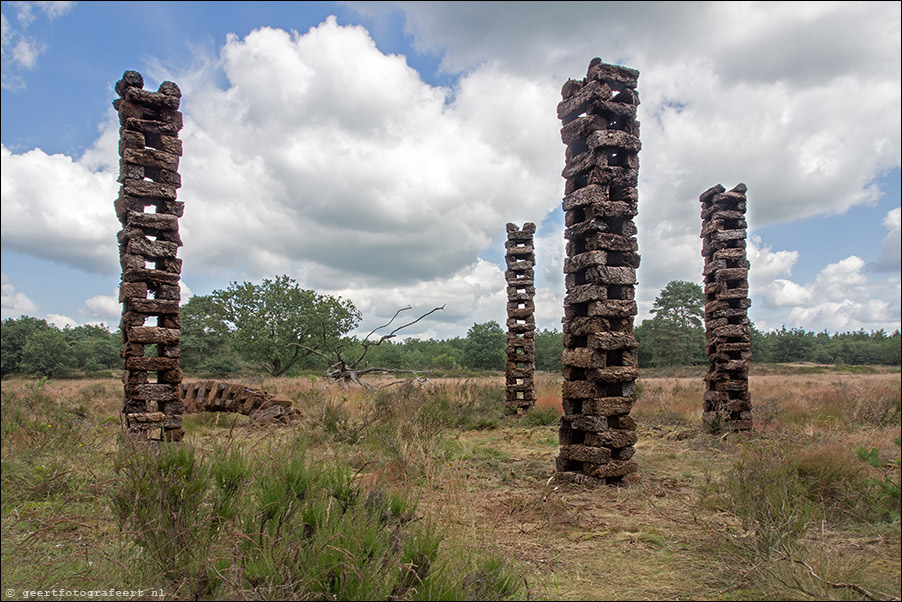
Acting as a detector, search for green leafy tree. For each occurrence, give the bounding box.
[534,328,563,372]
[213,276,360,377]
[180,294,239,374]
[749,322,771,363]
[633,321,654,368]
[432,351,457,370]
[366,337,464,371]
[879,330,902,365]
[364,340,403,368]
[1,316,55,377]
[20,328,77,377]
[463,321,506,370]
[768,326,816,363]
[64,324,120,372]
[642,280,705,367]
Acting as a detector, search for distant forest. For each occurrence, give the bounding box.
[2,315,899,379]
[2,275,898,379]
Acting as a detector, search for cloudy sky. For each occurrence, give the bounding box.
[2,1,900,339]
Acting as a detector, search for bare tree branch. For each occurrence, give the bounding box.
[350,305,445,367]
[384,304,445,339]
[362,305,412,342]
[307,305,445,387]
[351,306,411,367]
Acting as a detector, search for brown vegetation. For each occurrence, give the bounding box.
[1,367,899,600]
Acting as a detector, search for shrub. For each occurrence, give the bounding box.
[110,437,522,600]
[713,443,815,557]
[111,441,217,598]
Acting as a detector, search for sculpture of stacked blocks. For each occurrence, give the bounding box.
[505,223,537,412]
[114,70,186,442]
[700,184,752,431]
[555,58,642,486]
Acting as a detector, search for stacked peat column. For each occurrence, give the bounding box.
[114,71,186,442]
[555,58,642,486]
[505,223,537,412]
[700,184,752,431]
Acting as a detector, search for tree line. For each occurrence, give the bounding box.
[1,317,121,378]
[2,277,899,379]
[632,280,900,367]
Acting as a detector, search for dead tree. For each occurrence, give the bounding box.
[297,305,445,388]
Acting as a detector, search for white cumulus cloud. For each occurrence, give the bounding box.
[145,19,561,334]
[753,255,899,332]
[870,207,902,272]
[1,272,39,319]
[83,293,120,326]
[748,237,799,290]
[378,1,901,332]
[45,312,77,329]
[2,4,899,335]
[172,21,560,288]
[1,140,121,274]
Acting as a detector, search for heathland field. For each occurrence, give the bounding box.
[1,367,900,601]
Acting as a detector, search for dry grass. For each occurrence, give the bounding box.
[2,367,900,600]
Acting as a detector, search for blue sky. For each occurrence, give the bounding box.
[2,1,900,338]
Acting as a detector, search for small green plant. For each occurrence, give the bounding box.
[28,376,51,394]
[856,437,901,522]
[793,443,873,522]
[209,445,251,529]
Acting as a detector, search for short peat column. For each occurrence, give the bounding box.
[700,184,752,431]
[504,222,537,412]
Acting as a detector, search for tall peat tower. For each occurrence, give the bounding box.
[114,71,186,442]
[556,59,642,485]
